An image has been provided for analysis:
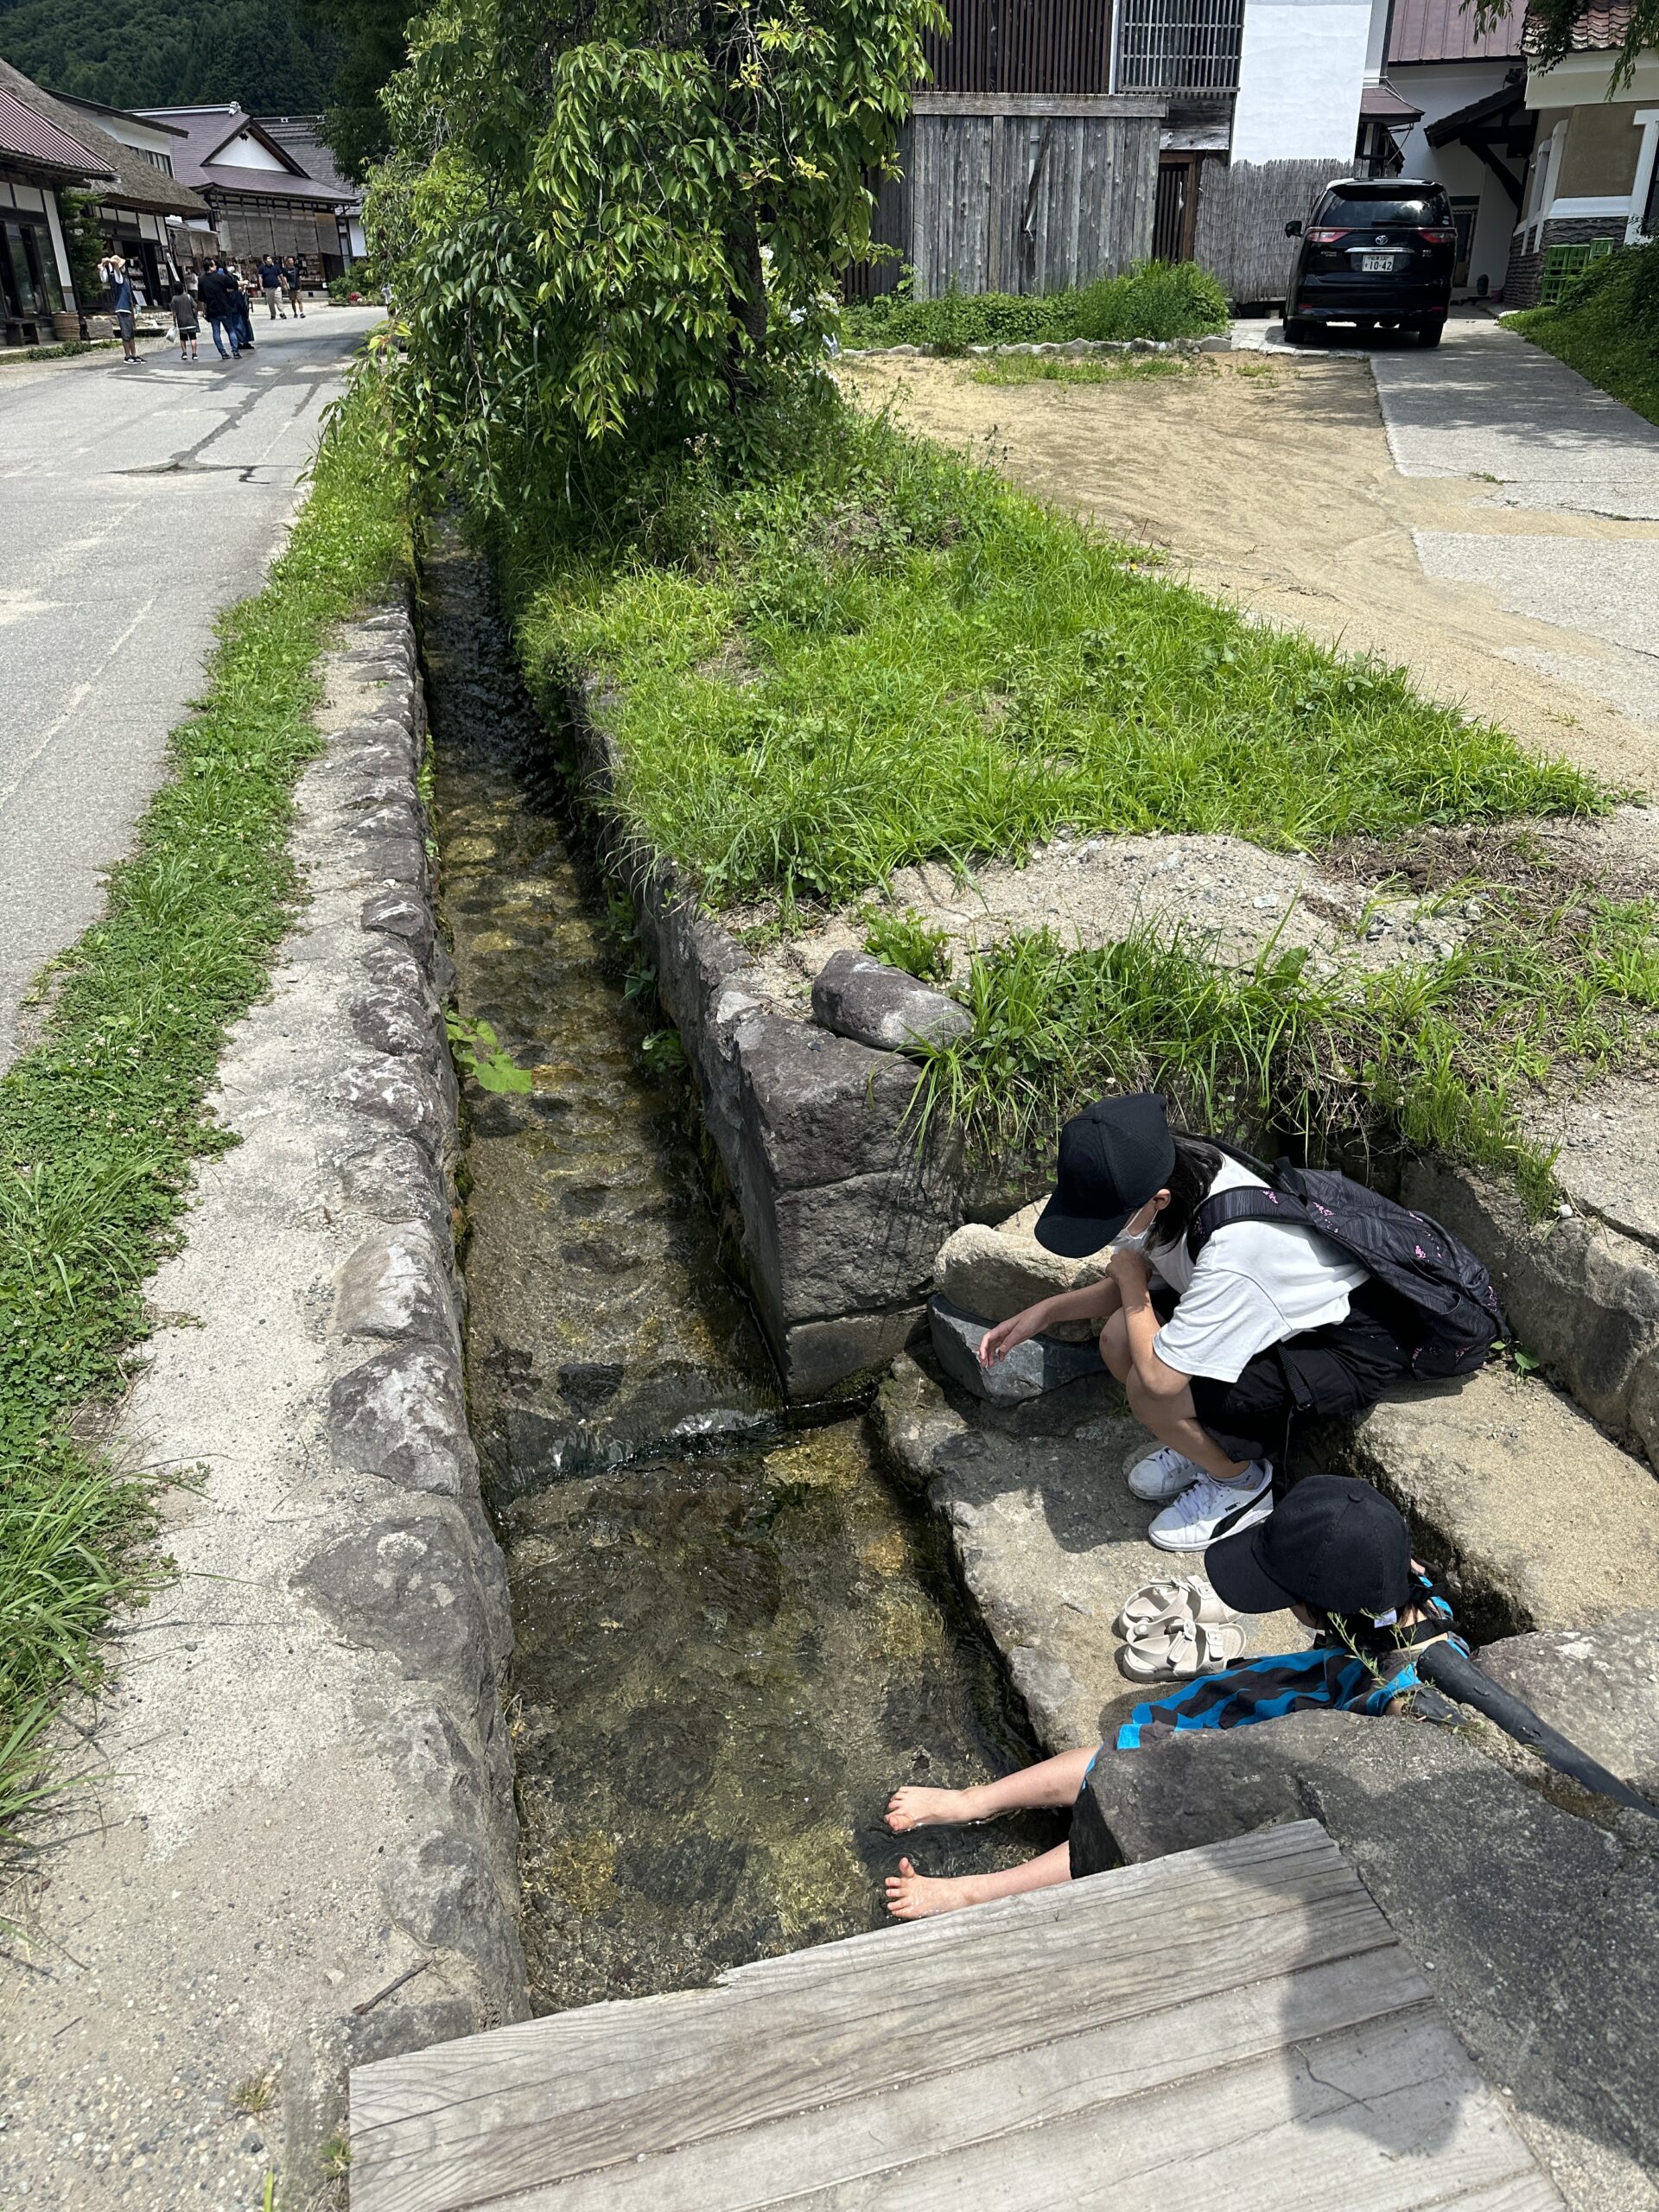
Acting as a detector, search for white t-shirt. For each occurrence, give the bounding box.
[1147,1158,1369,1384]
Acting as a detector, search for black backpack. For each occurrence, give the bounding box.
[1188,1148,1504,1381]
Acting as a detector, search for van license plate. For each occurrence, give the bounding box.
[1361,254,1396,272]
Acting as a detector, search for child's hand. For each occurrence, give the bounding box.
[978,1306,1046,1366]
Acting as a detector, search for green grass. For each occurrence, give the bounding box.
[841,261,1229,352]
[0,373,408,1841]
[910,887,1659,1203]
[502,394,1602,917]
[1505,238,1659,428]
[966,353,1202,387]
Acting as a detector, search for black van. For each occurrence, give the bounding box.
[1282,177,1457,347]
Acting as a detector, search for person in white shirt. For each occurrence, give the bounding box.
[979,1092,1421,1551]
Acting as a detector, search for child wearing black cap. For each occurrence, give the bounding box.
[980,1093,1423,1553]
[881,1476,1462,1920]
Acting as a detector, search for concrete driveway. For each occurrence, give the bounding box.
[0,304,385,1072]
[1369,319,1659,740]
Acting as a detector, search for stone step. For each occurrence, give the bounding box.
[1334,1363,1659,1645]
[874,1354,1299,1751]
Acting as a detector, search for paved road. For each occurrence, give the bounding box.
[1370,319,1659,734]
[0,306,385,1071]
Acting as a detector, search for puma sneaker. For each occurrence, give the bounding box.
[1148,1463,1274,1554]
[1126,1444,1205,1503]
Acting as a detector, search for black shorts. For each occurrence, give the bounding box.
[1185,1280,1420,1465]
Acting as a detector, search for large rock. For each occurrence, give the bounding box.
[1404,1154,1659,1466]
[1335,1364,1659,1644]
[935,1198,1109,1340]
[329,1344,475,1497]
[929,1294,1107,1404]
[810,948,972,1056]
[1479,1609,1659,1798]
[1073,1708,1659,2212]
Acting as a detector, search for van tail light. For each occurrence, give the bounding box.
[1306,227,1352,244]
[1419,227,1457,245]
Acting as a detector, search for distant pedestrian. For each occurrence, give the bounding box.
[257,255,286,320]
[283,255,305,317]
[230,265,256,352]
[170,284,200,362]
[99,253,139,365]
[198,259,241,360]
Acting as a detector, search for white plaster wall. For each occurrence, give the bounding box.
[43,188,74,295]
[1232,0,1373,164]
[1390,60,1520,294]
[212,130,289,172]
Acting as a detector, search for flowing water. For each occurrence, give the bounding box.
[421,532,1060,2013]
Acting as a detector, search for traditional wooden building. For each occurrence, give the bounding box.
[131,104,361,276]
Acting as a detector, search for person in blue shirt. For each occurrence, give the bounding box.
[99,253,139,365]
[881,1475,1463,1919]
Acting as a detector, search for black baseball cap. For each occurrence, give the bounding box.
[1033,1093,1177,1257]
[1206,1474,1412,1620]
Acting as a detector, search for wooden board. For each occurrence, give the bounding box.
[349,1821,1564,2212]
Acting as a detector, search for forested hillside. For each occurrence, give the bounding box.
[0,0,334,117]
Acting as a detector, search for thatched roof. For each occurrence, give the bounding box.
[0,55,208,219]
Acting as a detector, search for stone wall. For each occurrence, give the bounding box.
[566,684,1025,1399]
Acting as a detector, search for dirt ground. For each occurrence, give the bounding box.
[839,352,1659,792]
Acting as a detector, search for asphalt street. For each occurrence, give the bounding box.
[0,305,385,1071]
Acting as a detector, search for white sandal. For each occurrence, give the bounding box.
[1112,1573,1237,1643]
[1119,1618,1248,1681]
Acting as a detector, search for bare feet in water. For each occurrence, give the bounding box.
[885,1856,982,1920]
[885,1783,992,1833]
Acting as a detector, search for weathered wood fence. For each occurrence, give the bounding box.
[1192,158,1334,303]
[852,93,1165,298]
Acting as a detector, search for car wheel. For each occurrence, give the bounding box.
[1282,316,1314,346]
[1418,316,1446,349]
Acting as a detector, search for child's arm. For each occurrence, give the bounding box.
[979,1274,1120,1366]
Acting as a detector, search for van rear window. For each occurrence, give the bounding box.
[1318,190,1450,227]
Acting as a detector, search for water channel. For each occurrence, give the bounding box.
[420,532,1060,2013]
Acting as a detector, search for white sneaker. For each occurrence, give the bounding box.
[1148,1464,1274,1554]
[1126,1444,1205,1503]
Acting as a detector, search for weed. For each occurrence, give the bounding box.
[642,1028,687,1075]
[906,887,1659,1206]
[861,905,952,982]
[445,1011,533,1093]
[841,261,1229,351]
[231,2073,277,2117]
[319,2133,352,2177]
[966,353,1199,388]
[0,378,408,1840]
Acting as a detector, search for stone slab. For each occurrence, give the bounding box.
[929,1294,1109,1405]
[1073,1708,1659,2212]
[1478,1609,1659,1799]
[810,947,972,1055]
[1333,1365,1659,1644]
[934,1200,1108,1342]
[874,1354,1298,1751]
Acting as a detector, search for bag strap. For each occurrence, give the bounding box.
[1187,1183,1313,1260]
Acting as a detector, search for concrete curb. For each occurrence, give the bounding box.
[0,600,526,2212]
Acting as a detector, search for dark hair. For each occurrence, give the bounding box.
[1146,1134,1224,1251]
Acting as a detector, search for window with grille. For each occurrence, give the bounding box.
[1116,0,1243,91]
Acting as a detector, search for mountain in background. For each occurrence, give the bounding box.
[0,0,335,120]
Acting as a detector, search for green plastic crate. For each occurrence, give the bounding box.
[1539,238,1616,307]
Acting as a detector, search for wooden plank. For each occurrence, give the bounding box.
[776,2012,1564,2212]
[912,92,1166,118]
[351,1833,1409,2212]
[356,1824,1346,2124]
[467,1957,1440,2212]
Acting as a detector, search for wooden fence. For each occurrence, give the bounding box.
[1192,158,1334,303]
[853,94,1165,299]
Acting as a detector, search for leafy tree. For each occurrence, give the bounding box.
[372,0,941,505]
[56,187,106,310]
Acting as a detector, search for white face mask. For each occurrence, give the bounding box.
[1113,1225,1152,1255]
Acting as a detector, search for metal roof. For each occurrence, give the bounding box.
[0,82,112,180]
[1389,0,1526,62]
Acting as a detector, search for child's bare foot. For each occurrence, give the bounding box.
[885,1783,991,1833]
[885,1857,982,1920]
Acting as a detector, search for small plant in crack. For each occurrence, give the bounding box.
[446,1011,533,1094]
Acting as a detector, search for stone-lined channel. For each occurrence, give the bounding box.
[420,533,1060,2013]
